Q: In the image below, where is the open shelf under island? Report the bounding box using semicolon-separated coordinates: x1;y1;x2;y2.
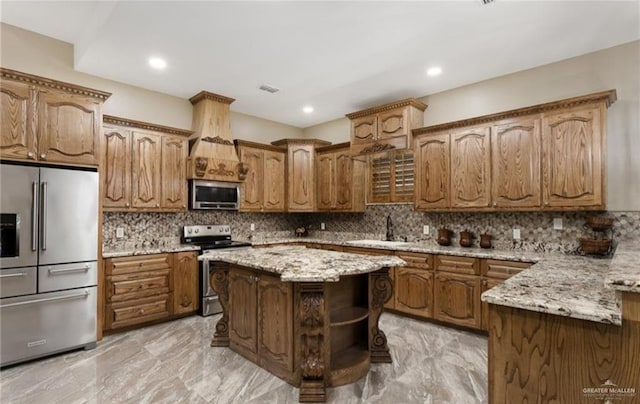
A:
199;245;406;403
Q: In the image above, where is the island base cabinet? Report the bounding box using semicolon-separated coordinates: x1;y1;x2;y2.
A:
228;268;260;361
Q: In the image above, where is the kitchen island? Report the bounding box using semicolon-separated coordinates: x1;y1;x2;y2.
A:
199;245;405;402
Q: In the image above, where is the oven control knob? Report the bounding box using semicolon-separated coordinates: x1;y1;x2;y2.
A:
187;229;192;234
224;226;230;232
195;228;199;234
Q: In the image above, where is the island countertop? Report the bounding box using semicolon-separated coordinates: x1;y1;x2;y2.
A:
199;245;406;282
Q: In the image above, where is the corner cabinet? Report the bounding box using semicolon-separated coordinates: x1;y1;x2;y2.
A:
1;68;110;166
236;140;286;212
413;90;615;212
346;98;427;156
316;142;366;212
102;116;191;212
271;138;331;212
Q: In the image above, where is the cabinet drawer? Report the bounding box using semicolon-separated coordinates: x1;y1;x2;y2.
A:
106;269;171;303
481;259;532;279
106;254;171;276
106;294;171;330
342;247;393;256
396;252;433;270
435;255;479;275
0;267;37;298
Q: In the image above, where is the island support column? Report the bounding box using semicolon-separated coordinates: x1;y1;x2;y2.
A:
369;267;393;363
209;261;230;347
297;283;327;403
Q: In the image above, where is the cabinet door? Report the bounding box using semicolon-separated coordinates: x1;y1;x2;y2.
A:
287;144;315;211
0;80;35;161
434;272;481;329
378;107;408;140
173;251;198;315
103;126;132;209
415;134;450;209
542;106;603;208
161;136;188;210
394;267;433;318
240;147;264;211
492;118;541;208
351;115;377;144
229;268;258;356
37;89;101;166
132;131;162;209
334;150;353;211
451;127;491;208
481;278;502;331
263;150;286;211
258;275;294;374
316;152;334;210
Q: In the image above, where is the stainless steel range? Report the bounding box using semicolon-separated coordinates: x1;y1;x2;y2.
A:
181;225;251;316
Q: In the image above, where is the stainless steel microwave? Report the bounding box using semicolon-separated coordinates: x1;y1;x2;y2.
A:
189;180;240;210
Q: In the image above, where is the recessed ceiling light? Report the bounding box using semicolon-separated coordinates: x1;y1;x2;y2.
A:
303;106;314;114
426;66;442;77
148;57;167;70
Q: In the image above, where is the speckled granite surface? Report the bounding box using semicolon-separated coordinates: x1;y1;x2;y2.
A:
481;254;621;325
199;245;405;282
605;241;640;293
103;242;200;258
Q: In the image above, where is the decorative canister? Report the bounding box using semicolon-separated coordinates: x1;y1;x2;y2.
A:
480;233;492;249
437;228;452;246
459;230;474;247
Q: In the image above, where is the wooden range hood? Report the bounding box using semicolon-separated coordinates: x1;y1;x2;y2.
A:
187;91;247;182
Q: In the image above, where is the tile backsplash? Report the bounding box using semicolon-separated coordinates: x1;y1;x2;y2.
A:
103;207;640;254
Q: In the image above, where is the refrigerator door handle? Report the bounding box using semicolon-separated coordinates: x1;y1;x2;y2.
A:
32;181;38;251
0;290;89;309
48;265;90;274
40;182;47;251
0;272;27;279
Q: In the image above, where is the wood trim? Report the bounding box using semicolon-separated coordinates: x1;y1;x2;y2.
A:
0;67;112;100
103;115;193;137
189;90;235;105
412;90;617;136
346;98;428;119
315;141;351;153
271;138;332;147
622;292;640;322
234;139;287;153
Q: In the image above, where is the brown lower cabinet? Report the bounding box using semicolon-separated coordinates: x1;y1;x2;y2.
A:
434;272;482;329
104;251;199;332
394;267;433;317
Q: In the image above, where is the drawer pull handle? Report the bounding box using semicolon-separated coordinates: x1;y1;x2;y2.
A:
0;290;89;308
0;272;27;278
48;265;90;274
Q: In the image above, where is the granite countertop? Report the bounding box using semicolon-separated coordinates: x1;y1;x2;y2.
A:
102;243;200;258
199;245;405;282
604;240;640;293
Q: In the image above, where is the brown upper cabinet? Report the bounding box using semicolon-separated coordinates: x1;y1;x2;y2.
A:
271;138;330;212
346;98;427;156
413;90;615;211
102;116;191;212
236;140;286;212
316;142;366;212
0;68;110;166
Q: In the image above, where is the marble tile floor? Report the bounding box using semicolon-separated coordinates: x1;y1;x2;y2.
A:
0;313;488;403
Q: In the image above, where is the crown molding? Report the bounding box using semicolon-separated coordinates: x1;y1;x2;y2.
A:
412;90;617;136
271;138;332;147
346;98;428;119
0;67;112;101
103;115;193;137
189;91;235;105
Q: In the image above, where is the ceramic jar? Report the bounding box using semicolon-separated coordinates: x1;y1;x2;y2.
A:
437;228;452;246
480;233;492;249
459;230;473;247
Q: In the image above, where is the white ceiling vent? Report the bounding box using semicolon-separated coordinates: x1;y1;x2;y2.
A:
259;84;280;94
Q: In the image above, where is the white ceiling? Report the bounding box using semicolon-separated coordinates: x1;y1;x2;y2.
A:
1;1;638;128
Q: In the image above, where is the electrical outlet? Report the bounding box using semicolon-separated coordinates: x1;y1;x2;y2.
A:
423;225;430;235
250;223;255;231
512;228;521;240
321;222;326;230
553;218;563;230
116;227;124;239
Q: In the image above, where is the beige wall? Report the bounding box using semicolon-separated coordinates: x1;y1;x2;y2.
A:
302;41;640;211
0;23;302;142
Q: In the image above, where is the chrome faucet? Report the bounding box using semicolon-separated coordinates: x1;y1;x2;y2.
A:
386;215;394;241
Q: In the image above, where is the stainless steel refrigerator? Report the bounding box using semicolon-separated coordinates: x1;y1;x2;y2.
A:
0;162;98;367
